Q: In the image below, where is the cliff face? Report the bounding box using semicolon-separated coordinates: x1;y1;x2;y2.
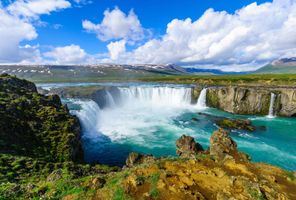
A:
277;88;296;117
42;85;121;109
0;74;83;163
200;86;296;117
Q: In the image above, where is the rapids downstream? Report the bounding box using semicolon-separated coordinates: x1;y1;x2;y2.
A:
39;83;296;170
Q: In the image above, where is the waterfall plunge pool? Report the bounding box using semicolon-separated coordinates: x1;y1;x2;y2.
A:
39;83;296;170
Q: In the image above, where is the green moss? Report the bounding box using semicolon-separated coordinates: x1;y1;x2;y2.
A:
191;88;201;104
216;118;255;131
207;90;220;108
112;188;130;200
284;170;295;181
248;188;266;200
148;172;160;198
0;75;121;199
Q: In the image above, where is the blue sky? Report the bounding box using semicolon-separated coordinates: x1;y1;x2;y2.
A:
35;0;272;53
0;0;296;71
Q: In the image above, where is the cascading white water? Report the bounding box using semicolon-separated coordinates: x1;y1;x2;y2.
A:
196;88;207;109
118;86;192;107
74;100;101;136
267;93;276;118
106;91;116;108
75;86;196;142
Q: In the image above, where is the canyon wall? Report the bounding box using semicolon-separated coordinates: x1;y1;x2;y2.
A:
198;86;296;117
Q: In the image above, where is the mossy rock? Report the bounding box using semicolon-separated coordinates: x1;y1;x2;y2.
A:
216;118;255;132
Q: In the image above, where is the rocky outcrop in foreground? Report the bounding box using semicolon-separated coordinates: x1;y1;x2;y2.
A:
176;135;203;157
0;74;120;199
0;74;83;162
88;129;295;200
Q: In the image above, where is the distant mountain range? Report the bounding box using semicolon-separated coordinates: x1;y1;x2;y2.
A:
184;68;251;75
0;64;190;82
1;58;296;80
254;57;296;74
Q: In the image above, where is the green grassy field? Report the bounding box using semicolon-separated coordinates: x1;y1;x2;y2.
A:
3;69;296;87
138;74;296;86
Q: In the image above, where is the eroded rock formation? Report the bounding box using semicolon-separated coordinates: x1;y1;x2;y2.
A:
176;135;203;157
192;86;296;117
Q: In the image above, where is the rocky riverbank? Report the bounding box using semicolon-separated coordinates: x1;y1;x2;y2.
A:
38;129;295;200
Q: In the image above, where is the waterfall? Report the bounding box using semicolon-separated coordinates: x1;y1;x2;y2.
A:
267;93;276;118
73;100;101;135
196;88;207;109
117;86;192;107
106;91;116;108
73;86;195;142
70;85;207;165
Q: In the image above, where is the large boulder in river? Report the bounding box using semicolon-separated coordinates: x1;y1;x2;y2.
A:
216;118;255;132
210;129;238;160
176;135;204;157
210;129;250;161
125;152;156;167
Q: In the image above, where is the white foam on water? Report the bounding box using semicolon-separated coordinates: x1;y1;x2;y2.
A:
236;139;296;161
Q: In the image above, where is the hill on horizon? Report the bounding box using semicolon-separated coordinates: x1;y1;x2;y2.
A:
254;58;296;74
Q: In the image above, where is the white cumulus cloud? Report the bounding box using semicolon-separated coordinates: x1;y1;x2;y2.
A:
44;45;88;64
0;7;38;63
7;0;71;19
108;0;296;71
82;7;144;42
0;0;71;63
107;40;126;60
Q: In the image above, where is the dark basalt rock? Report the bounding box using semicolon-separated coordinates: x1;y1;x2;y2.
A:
0;73;37;93
176;135;204;157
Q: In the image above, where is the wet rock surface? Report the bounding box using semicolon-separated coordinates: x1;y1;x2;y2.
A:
176;135;204;157
216;118;255;132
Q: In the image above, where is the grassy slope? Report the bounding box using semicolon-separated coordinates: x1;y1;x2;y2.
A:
255;64;296;74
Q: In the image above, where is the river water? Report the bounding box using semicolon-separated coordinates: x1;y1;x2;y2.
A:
39;82;296;170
